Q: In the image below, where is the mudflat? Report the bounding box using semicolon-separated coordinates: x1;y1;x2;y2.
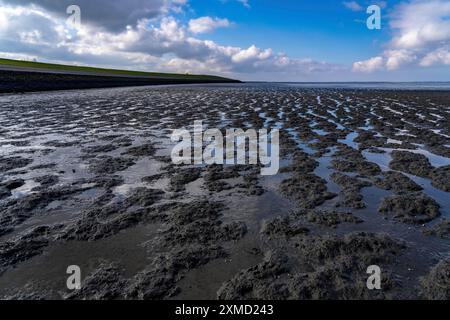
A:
0;84;449;299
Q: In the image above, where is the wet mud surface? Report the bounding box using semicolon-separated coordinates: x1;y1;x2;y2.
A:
0;84;449;299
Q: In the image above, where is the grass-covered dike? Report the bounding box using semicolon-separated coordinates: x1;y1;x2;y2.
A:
0;58;240;93
0;58;236;81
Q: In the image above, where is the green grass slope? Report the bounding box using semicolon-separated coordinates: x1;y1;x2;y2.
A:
0;58;237;81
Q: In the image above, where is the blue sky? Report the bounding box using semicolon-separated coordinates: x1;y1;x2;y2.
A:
186;0;389;63
0;0;449;81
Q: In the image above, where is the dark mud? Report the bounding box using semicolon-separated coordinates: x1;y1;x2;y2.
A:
330;172;371;209
0;226;60;275
423;219;450;239
373;171;423;194
0;85;449;300
89;156;136;175
379;193;441;224
390;151;434;178
297;209;364;228
0;156;33;172
421;260;450;300
430;165;450;192
218;232;405;300
280;173;336;209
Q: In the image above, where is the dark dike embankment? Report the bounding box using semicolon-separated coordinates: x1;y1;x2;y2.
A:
0;70;241;93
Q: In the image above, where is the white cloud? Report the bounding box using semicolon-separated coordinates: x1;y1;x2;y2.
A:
188;16;231;34
352;56;384;73
352;0;450;72
343;1;363;12
420;47;450;66
385;49;416;70
231;45;272;63
0;10;8;30
0;0;188;31
390;1;450;50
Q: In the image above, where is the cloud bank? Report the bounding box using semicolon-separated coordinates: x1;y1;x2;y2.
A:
188;17;231;34
0;0;342;80
353;0;450;73
0;0;447;80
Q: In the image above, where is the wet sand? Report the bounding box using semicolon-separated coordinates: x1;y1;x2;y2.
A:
0;84;449;299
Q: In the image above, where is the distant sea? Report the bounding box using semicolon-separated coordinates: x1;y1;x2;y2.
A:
280;82;450;90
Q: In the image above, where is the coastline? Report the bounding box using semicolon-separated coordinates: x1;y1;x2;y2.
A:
0;69;241;93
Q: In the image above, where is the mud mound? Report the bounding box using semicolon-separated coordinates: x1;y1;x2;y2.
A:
81;144;118;157
164;220;247;246
88;144;119;153
218;232;404;300
0;226;59;275
423;219;450;239
354;131;387;149
331;159;381;177
61;209;161;241
32;175;59;191
299;209;363;228
389;151;433;178
128;245;227;300
122;144;156;157
331;173;372;209
89;156;135;175
169;167;202;192
430;165;450;192
0;156;32;173
65;262;127;300
280;173;336;209
160;200;247;247
204;165;241;193
0;185;88;236
262;216;310;239
280;151;318;174
379;193;440;224
373;171;422;194
90;175;124;189
421;260;450;300
0;187;10;200
1;179;25;190
124;188;165;208
61;189;165;241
